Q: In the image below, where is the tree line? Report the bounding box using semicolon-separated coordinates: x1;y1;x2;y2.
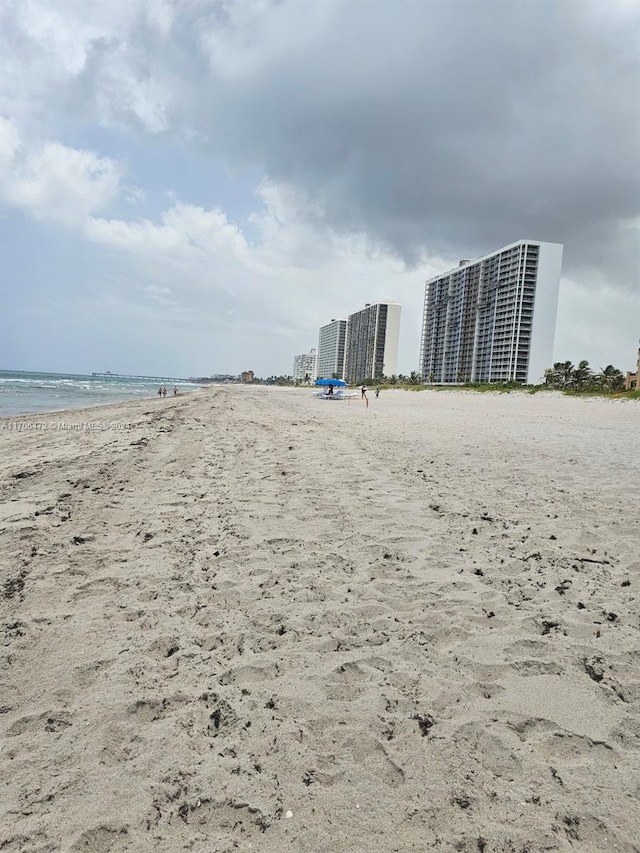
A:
250;361;628;393
254;371;424;386
543;360;625;392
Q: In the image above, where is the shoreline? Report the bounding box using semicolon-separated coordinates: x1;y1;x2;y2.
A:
1;386;638;852
1;382;636;423
0;368;207;420
0;387;204;422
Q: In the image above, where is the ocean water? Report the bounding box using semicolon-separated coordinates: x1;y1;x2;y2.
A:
0;370;202;417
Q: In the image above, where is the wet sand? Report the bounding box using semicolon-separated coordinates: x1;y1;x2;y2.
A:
1;387;639;852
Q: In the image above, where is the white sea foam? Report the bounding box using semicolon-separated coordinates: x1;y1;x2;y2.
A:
0;370;201;417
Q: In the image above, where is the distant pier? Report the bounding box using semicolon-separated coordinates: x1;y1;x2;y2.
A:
91;372;238;384
92;372;191;382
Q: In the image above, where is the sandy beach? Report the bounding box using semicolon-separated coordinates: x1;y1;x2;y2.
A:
1;386;638;853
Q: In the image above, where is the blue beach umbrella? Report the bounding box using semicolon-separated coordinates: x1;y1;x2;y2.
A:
315;378;347;387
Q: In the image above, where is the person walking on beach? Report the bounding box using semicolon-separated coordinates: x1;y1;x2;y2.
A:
375;387;380;398
173;386;178;396
361;384;367;399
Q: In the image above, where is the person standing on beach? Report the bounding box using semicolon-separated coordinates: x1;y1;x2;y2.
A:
375;387;380;398
162;387;167;397
361;384;367;399
173;386;178;396
157;387;163;397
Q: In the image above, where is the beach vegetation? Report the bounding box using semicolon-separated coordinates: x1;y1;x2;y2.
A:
451;381;527;393
544;360;626;393
249;361;636;398
260;375;297;385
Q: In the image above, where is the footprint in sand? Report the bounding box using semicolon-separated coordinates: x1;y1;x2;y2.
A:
7;710;73;736
218;662;278;686
98;724;142;766
125;693;190;723
350;736;405;787
145;796;270;837
70;576;122;602
323;661;375;702
145;636;181;660
71;825;129;852
537;726;619;766
72;659;115;689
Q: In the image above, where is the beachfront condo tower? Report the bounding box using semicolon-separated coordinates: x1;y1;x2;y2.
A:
420;240;563;385
292;349;317;381
317;319;347;380
344;302;402;384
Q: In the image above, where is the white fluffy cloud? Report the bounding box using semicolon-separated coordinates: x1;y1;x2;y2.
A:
0;117;121;226
83;178;430;343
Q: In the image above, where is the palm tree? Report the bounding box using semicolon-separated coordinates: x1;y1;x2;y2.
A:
561;361;575;388
544;364;560;386
599;365;624;391
573;360;592;389
544;360;624;393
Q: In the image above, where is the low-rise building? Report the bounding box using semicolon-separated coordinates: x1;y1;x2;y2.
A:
292;349;317;382
625;346;639;390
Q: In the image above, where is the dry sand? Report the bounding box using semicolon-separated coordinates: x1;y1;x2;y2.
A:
1;386;639;853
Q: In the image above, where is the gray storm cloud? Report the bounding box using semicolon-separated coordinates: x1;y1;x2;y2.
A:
13;0;640;288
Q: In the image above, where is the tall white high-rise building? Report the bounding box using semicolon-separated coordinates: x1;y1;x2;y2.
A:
292;348;317;381
317;319;347;379
344;302;401;384
420;240;563;385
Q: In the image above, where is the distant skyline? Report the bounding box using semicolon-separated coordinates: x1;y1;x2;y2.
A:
1;0;638;377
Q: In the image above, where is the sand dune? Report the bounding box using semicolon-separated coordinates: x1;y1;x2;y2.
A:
1;387;639;852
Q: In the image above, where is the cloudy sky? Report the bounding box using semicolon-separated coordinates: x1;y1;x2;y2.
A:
1;0;638;379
